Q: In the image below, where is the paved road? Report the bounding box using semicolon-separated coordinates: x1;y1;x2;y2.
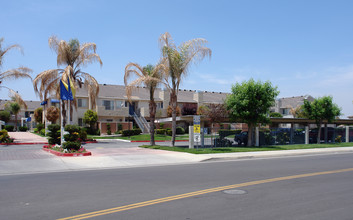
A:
1;152;353;220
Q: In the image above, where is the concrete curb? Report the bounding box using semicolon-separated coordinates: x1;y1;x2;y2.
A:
201;146;353;161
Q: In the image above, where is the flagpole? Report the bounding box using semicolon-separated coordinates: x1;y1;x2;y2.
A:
68;100;71;125
60;99;63;146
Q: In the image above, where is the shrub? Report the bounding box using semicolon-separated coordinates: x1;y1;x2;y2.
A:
19;126;28;132
64;125;80;133
5;125;14;132
159;123;165;129
133;128;142;135
79;130;87;142
63;124;81;151
156;129;166;135
40;129;46;136
36;123;45;132
335;135;342;143
107;123;111;135
62;141;81;151
122;128;142;136
0;129;13;143
34;128;38;133
0;110;10;123
117;123;123;131
166;129;172;136
47;124;61;145
176;127;185;135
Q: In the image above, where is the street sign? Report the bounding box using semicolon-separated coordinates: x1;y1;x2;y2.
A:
193;115;200;125
194;134;201;142
194;124;201;134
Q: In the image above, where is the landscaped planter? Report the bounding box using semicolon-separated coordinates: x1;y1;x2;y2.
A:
43;145;92;157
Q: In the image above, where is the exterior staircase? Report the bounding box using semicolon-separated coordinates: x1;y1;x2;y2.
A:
132;112;150;133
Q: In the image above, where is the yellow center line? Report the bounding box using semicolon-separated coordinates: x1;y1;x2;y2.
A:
58;167;353;220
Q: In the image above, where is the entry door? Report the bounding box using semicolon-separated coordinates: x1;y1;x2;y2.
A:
129;102;136;115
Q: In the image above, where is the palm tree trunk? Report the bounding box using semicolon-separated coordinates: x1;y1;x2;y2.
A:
171;92;177;146
15;114;18;131
149;90;156;146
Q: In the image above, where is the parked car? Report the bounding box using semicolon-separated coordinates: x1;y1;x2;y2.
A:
234;131;248;146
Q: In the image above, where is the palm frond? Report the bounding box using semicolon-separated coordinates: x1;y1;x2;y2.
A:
0;86;28;109
33;69;61;99
80;72;99;108
0;39;23;67
0;67;32;82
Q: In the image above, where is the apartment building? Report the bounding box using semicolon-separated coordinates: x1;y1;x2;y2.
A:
270;95;315;118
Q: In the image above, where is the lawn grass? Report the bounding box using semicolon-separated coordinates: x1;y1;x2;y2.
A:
140;142;353;154
87;134;189;141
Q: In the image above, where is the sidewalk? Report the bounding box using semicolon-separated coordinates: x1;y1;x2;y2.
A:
8;132;48;144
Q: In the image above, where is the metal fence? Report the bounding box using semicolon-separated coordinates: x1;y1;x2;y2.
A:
194;126;353;148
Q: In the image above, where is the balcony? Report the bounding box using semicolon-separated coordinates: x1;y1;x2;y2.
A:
96;106;129;117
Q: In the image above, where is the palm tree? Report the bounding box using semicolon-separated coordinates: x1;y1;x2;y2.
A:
33;36;102;124
159;32;211;146
0;38;32;104
5;96;28;131
124;61;166;146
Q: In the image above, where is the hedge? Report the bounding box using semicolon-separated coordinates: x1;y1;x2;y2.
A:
122;128;142;136
156;129;166;135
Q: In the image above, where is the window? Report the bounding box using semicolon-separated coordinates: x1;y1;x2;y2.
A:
282;108;290;115
25;111;34;118
157;102;163;109
107;119;113;122
116;100;124;109
78;118;83;126
78;99;87;108
103;100;114;110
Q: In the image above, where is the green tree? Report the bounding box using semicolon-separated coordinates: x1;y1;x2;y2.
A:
226;79;279;146
124;62;166;146
159;32;211;146
0;110;10;123
34;107;43;123
83;109;98;130
303;96;341;144
33;36;102;124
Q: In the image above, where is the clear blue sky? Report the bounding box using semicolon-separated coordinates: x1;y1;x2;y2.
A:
2;0;353;117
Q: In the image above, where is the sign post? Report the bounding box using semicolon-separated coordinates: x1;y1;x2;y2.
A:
193;116;201;148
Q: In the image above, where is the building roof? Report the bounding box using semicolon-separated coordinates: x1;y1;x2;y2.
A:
278;95;314;109
76;84;163;102
0;100;41;111
76;84;229;104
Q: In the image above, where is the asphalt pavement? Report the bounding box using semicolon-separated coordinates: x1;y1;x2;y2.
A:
1;131;353;176
2;153;353;220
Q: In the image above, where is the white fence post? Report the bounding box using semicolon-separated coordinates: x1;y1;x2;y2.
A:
346;126;349;143
305;126;309;144
189;126;194;149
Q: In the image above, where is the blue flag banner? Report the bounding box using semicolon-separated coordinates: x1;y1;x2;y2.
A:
60;79;73;100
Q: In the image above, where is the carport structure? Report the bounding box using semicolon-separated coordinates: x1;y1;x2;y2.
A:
268;118;353;145
157;116;353;147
